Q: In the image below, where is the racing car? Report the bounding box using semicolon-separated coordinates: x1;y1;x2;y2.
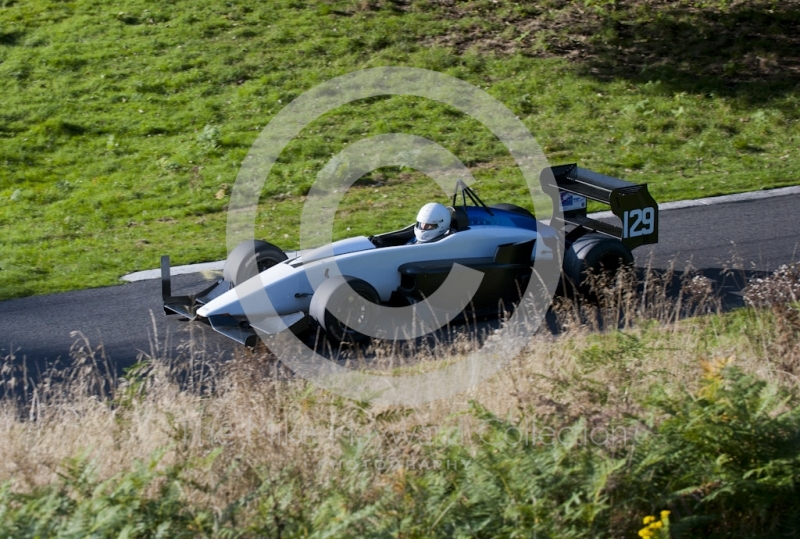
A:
160;164;658;346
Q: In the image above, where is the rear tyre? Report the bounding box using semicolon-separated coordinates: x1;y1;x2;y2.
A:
309;276;380;343
563;233;633;297
223;240;288;286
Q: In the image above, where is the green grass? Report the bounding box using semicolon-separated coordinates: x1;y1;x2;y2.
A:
2;0;799;299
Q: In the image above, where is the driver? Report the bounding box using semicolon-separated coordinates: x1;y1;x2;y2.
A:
413;202;451;243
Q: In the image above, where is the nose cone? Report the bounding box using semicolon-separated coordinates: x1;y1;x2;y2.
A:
197;261;310;319
196;273;277;318
196;293;243;318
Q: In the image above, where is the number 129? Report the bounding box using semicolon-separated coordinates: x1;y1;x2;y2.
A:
623;207;655;238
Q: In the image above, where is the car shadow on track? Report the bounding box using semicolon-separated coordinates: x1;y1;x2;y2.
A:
0;264;777;404
281;264;772;369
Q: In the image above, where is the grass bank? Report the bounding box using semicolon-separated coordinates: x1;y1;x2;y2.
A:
1;0;799;299
2;265;800;537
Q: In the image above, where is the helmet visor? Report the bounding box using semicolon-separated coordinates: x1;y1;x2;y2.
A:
417;222;438;231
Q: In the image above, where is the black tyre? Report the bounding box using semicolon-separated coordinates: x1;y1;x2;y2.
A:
223;240;288;286
309;276;380;343
563;233;633;296
490;203;535;219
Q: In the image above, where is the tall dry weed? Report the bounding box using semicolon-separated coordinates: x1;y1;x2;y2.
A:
743;262;800;377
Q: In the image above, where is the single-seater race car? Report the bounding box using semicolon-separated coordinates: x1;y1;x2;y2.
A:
161;164;658;346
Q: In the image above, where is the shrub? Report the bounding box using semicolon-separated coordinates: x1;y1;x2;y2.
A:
0;452;225;538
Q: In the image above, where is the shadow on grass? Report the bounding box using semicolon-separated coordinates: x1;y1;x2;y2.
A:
575;1;800;104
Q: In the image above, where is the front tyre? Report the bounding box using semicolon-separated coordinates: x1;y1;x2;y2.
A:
223;240;288;286
309;276;380;343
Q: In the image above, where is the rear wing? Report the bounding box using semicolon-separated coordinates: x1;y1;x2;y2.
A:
542;163;658;250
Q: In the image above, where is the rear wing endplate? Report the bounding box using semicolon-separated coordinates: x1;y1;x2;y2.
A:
542;163;658;250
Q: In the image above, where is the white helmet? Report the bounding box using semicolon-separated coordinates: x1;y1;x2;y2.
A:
414;202;451;243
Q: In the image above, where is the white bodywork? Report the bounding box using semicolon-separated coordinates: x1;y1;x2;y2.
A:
196;224;551;321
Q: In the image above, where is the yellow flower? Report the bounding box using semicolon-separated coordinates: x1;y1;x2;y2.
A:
653;521;663;529
643;515;656;524
638;529;653;538
660;510;671;519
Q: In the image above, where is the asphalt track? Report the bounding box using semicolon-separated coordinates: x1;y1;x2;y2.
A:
2;191;800;371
